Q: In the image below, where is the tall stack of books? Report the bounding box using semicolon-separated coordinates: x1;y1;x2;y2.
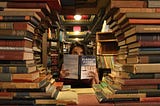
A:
94;0;160;105
0;1;60;105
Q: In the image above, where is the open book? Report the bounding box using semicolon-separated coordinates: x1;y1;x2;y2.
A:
63;54;97;79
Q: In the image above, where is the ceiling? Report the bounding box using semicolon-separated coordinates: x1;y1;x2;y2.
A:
54;0;109;42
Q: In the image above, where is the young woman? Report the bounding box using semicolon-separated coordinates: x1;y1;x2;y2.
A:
59;42;99;88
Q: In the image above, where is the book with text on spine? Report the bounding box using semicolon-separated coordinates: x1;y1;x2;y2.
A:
63;54;97;79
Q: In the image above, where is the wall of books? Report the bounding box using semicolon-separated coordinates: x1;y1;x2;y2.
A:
0;1;62;105
93;0;160;105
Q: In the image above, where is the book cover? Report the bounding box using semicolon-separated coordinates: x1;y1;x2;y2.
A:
63;54;97;79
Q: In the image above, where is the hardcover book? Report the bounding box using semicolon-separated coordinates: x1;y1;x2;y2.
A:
63;54;97;79
124;25;160;38
0;38;33;48
122;63;160;74
127;55;160;64
0;64;36;73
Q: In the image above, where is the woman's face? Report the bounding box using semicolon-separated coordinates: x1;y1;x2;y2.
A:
71;46;84;55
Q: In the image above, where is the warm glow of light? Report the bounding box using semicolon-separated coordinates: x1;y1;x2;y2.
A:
74;15;82;20
75;38;80;41
73;26;81;32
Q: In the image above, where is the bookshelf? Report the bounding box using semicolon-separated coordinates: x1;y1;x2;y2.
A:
47;28;63;78
96;31;119;80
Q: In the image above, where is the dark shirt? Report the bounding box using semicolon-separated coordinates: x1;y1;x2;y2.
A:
59;78;92;88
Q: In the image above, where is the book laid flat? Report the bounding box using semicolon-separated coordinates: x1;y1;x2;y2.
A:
0;22;35;32
0;50;34;60
126;33;160;45
115;78;160;85
113;7;157;20
128;41;160;49
126;55;160;64
110;71;160;79
0;11;41;22
0;47;33;52
0;38;33;48
0;75;48;89
63;54;97;79
0;70;39;82
128;48;160;55
122;63;160;74
0;60;35;64
110;83;158;90
101;87;146;99
0;2;51;15
110;0;147;8
2;8;46;19
0;16;39;27
118;12;160;25
148;0;160;8
56;90;78;105
0;30;34;39
124;25;160;38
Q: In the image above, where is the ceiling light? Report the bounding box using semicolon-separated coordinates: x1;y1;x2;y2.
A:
74;15;82;20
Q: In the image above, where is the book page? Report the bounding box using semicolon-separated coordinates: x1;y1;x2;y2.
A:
63;54;79;79
80;55;97;79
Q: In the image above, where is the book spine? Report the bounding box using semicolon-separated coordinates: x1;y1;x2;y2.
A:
140;97;160;102
0;39;33;48
0;66;28;73
0;73;12;81
0;99;35;105
0;16;39;27
13;22;35;33
0;51;33;60
0;29;33;38
0;22;13;29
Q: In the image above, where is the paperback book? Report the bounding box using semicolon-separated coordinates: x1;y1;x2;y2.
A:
63;54;97;79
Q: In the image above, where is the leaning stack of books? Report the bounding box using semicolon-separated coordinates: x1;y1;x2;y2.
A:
94;0;160;105
0;1;60;105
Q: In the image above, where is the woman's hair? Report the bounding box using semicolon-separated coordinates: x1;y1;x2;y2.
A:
69;41;87;55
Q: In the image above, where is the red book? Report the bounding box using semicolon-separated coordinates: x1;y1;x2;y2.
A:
140;97;160;102
0;38;33;48
0;51;33;60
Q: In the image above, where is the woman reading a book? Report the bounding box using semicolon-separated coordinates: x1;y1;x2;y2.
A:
59;42;99;88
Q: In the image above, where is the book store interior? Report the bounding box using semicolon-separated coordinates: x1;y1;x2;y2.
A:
1;0;160;105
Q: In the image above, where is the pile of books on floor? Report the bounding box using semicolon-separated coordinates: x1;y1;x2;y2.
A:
94;0;160;105
0;1;61;105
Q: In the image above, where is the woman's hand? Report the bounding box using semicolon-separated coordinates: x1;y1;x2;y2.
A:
60;64;70;78
88;70;99;84
60;69;70;78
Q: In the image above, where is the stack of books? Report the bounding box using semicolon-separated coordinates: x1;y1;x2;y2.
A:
0;1;60;105
94;0;160;105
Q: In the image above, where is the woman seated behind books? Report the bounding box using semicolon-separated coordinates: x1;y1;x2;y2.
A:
59;41;99;88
